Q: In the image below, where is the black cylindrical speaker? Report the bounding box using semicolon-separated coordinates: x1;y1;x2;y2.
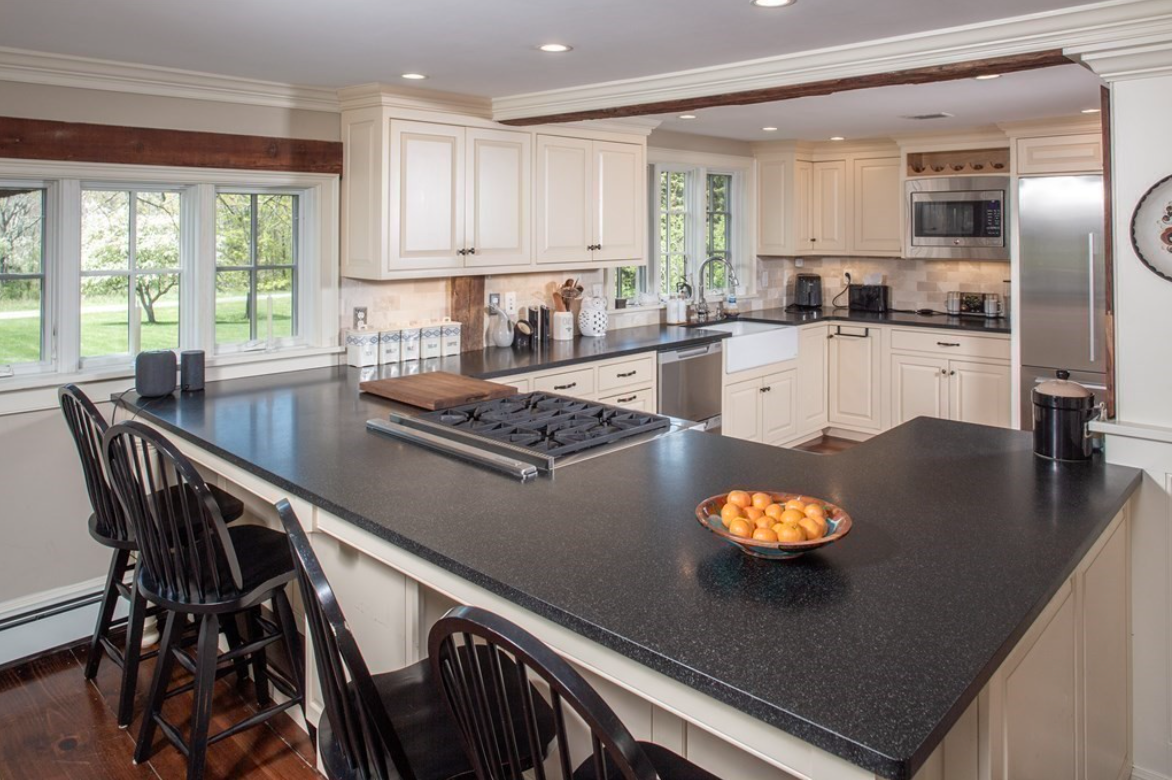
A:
180;350;205;392
134;350;176;398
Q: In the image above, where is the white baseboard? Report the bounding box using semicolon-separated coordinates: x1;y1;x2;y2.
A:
0;576;116;667
1133;766;1172;780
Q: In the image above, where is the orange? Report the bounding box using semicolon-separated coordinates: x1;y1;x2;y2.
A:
764;504;785;520
772;522;789;537
780;508;806;525
752;527;779;542
720;503;743;526
804;504;826;520
751;492;772;510
727;490;752;509
776;524;806;543
754;515;773;529
784;499;807;513
799;517;825;540
745;506;765;522
728;518;754;538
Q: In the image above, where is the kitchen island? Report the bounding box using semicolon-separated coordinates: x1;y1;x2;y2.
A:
117;366;1138;780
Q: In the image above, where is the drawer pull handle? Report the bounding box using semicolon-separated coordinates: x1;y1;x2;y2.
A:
554;382;577;390
833;326;869;338
616;395;637;403
616;370;637;378
937;341;961;347
759;386;772;393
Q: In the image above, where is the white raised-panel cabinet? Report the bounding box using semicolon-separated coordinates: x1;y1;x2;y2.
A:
891;353;948;425
1016;134;1103;175
389;120;465;272
463;128;531;269
593;141;643;263
828;326;882;431
535;135;593;265
795;160;814;252
761;370;798;445
851;157;901;254
598;388;654;412
812;160;848;253
797;324;829;436
724;377;763;442
757;157;790;255
949;360;1011;427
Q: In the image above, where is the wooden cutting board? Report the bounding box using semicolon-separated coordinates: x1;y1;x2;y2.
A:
359;372;517;410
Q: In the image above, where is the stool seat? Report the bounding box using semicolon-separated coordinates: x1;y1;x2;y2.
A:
87;484;245;549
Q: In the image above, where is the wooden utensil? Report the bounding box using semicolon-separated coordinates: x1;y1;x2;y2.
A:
359;372;517;410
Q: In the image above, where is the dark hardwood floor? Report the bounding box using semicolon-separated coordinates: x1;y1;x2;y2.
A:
793;435;861;455
0;639;321;780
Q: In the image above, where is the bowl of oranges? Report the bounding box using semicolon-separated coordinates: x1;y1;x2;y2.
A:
696;490;852;559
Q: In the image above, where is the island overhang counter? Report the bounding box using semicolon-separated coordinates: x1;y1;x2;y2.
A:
115;365;1141;780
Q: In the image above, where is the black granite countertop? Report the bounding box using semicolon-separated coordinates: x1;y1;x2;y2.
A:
116;367;1138;779
742;307;1012;334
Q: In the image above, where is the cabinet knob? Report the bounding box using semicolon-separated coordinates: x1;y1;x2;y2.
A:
456;248;467;256
468;247;476;255
950;370;956;376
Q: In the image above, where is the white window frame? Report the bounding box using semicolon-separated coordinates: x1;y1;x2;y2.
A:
0;179;56;377
0;159;339;410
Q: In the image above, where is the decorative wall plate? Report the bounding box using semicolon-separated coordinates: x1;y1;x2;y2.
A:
1131;173;1172;282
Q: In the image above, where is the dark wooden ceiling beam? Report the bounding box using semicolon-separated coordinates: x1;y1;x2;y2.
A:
0;116;343;175
499;49;1073;127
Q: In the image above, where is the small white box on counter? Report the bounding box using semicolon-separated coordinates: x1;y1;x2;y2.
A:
441;319;462;356
420;323;443;360
345;330;380;367
400;327;421;361
379;328;401;364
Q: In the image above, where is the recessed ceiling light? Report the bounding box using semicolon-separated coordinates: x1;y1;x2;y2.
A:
830;136;845;141
751;0;796;6
401;73;428;80
1081;108;1102;114
538;43;573;53
678;114;698;120
763;127;778;132
974;74;1002;80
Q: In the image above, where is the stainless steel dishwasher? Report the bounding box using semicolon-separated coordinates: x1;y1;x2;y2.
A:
658;341;723;430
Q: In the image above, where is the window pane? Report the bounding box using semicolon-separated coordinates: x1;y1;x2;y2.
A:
215;270;252;344
0;189;44;275
256;195;296;266
668;214;686;254
257;268;294;340
82;191;129;272
0;278;42;364
668;173;687;210
708;174;731;213
81;275;129;357
135;192;181;270
216;193;252;267
709;213;729;252
614;266;639;301
135;273;180;351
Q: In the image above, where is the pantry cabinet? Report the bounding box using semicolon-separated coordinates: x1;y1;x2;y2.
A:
828;325;883;432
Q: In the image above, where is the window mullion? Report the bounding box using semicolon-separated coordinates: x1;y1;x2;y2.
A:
127;191;139;355
183;184;211;352
54;180;81;373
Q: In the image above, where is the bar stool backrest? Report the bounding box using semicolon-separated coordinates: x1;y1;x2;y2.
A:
58;384;131;543
428;606;660;780
102;420;243;604
276;499;415;780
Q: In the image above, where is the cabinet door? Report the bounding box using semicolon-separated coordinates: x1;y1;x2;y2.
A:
757;157;791;255
852;157;901;254
1082;523;1129;780
828;328;882;431
723;377;762;442
797;325;829;436
463;128;531;268
593;141;643;262
388;120;465;272
812;160;847;252
761;370;797;445
795;160;814;253
891;353;948;425
535;135;593;265
949;360;1011;428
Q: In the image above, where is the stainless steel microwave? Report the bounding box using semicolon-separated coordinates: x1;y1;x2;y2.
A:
905;176;1010;260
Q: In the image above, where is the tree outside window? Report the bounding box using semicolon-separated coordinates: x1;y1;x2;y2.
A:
0;188;46;366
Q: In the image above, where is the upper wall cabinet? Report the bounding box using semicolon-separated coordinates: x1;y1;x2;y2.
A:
389;120;466;272
535;135;644;267
1015;134;1104;176
463;128;532;269
851;157;902;254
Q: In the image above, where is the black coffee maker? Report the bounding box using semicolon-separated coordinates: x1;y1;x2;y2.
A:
794;274;823;309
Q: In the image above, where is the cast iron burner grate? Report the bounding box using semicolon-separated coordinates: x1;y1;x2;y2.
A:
418;392;671;459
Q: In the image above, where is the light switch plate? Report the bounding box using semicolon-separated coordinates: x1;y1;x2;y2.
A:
503;291;517;316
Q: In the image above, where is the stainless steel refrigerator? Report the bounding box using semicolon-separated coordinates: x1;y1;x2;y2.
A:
1019;175;1107;429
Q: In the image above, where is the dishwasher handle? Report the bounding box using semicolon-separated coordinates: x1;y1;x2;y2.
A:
658;342;723;364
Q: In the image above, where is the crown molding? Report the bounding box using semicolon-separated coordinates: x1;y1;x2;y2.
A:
491;0;1172;123
0;46;340;113
336;82;492;117
1067;24;1172;81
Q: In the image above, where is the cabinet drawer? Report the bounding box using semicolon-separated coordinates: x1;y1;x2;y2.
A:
533;367;596;397
598;387;654;413
597;356;655;393
890;329;1009;361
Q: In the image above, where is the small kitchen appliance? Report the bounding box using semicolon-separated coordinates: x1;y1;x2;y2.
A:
1031;370;1104;461
946;292;1002;317
906;176;1010;260
794;274;823;309
848;284;891;313
179;350;204;392
134;350;177;398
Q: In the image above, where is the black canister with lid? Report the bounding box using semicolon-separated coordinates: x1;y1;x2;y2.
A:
1032;370;1102;461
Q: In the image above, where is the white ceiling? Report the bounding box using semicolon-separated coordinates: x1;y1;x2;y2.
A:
0;0;1100;97
649;64;1105;142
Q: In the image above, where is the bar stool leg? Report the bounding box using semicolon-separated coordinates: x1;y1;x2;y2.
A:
116;583;147;728
134;609;180;764
85;548;130;680
187;612;221;780
272;588;305;716
220;614;251;691
244;608;271;707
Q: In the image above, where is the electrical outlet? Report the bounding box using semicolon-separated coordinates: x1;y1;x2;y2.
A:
488;293;501;308
352;307;368;330
795;258;804;267
503;291;517;316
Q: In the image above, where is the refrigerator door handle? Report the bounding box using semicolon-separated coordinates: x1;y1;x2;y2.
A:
1088;232;1096;363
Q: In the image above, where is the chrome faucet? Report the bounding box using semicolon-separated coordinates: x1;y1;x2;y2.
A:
694;257;740;323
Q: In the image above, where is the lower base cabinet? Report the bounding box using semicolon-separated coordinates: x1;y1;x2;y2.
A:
891;353;1011;428
724;370;797;445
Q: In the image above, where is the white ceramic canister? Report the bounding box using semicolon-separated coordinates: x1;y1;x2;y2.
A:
441;319;462;356
379;328;401;364
552;311;574;341
400;327;421;362
345;329;380;367
578;297;609;337
420;323;443;360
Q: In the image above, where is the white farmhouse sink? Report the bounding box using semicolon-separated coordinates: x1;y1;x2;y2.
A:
701;321;798;373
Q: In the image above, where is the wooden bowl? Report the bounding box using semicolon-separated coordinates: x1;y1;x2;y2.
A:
695;491;853;559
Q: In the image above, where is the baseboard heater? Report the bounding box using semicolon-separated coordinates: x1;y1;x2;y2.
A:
0;589;104;634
